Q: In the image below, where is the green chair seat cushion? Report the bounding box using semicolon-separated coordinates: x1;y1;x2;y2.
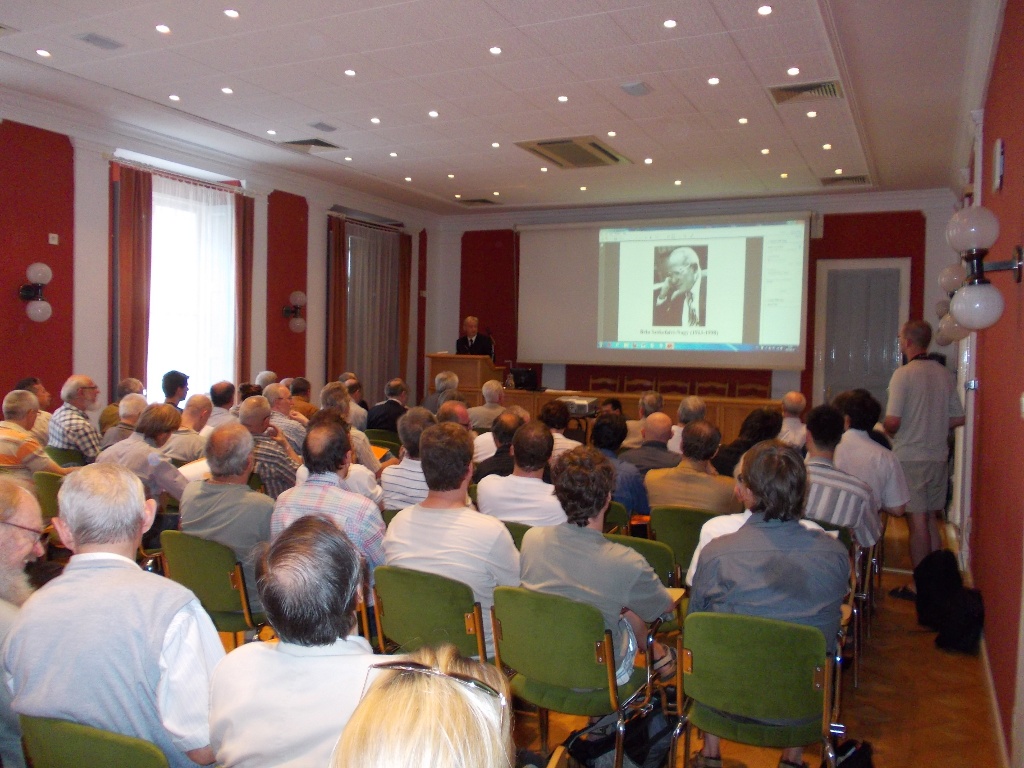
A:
510;665;647;716
688;702;821;749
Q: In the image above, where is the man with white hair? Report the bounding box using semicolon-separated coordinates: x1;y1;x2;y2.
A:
162;394;213;464
668;395;707;454
653;246;704;327
264;384;307;454
3;464;224;767
101;393;149;449
0;390;73;488
620;390;663;451
421;370;458;414
98;378;145;435
0;479;47;768
467;380;505;430
778;391;808;448
48;375;102;463
239;396;301;499
254;371;278;389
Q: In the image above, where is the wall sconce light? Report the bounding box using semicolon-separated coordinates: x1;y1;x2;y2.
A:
283;290;307;333
941;205;1022;332
18;262;53;323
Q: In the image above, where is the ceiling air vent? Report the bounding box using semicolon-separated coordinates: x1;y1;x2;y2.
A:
308;121;338;133
516;135;631;169
75;33;125;50
820;174;870;187
459;198;499;206
282;138;341;153
769;80;844;105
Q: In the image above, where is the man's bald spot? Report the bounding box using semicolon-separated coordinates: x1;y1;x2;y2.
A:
644;412;673;442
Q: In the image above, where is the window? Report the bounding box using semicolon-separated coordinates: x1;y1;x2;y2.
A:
147;175;236;398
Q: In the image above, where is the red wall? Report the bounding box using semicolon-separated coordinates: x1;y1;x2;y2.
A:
266;190;309;378
460;230;520;367
973;0;1024;747
0;121;75;398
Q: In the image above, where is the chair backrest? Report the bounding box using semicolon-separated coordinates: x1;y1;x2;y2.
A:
20;715;169;768
604;533;676;587
373;565;486;660
492;586;615;693
734;382;771;399
33;471;63;522
382;508;401;527
694;381;729;397
247;472;265;494
649;506;720;573
503;520;532;550
683;613;826;723
468;483;478;505
813;520;855;551
44;446;84;467
160;530;255;633
604;500;629;533
364;429;400;446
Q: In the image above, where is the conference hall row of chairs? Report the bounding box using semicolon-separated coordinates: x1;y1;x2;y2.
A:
586;377;771;399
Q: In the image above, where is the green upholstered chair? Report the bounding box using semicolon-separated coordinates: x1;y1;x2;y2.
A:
604;500;630;534
367;437;401;454
33;471;64;550
813;521;865;687
468;483;478;506
44;446;84;467
381;508;402;527
20;715;169;768
247;472;265;494
491;586;656;766
649;505;721;581
373;565;487;661
503;520;532;550
680;613;841;768
160;530;264;647
605;533;683;632
364;428;400;446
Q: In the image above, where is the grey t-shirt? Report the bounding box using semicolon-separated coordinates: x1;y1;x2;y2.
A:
886;358;963;463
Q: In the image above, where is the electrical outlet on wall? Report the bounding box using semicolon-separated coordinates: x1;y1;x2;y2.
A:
48;233;59;245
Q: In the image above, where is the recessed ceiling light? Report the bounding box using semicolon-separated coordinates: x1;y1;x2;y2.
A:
36;49;51;58
835;168;843;174
557;95;568;103
344;157;352;161
493;191;500;196
758;5;772;15
787;67;800;76
428;110;439;117
221;87;233;94
580;186;587;191
447;174;455;178
491;142;500;148
663;19;677;28
224;9;239;18
761;148;770;155
489;46;501;55
738;117;748;124
155;24;170;34
780;172;788;179
267;129;276;135
389;152;397;157
674;180;682;186
344;69;356;77
371;117;381;124
823;143;832;150
455;194;462;199
540;167;548;172
169;94;180;101
405;177;412;182
644;158;653;165
708;77;720;85
806;111;817;118
607;131;616;137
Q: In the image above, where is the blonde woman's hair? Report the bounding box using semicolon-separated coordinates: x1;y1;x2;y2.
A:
332;644;513;768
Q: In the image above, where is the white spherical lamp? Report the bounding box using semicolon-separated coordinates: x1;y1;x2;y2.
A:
938;312;970;342
288;316;307;334
950;283;1005;330
26;263;53;285
934;298;950;319
938;264;967;293
25;300;53;323
946;205;999;253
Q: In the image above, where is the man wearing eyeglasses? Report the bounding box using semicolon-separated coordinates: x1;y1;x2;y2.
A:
0;390;75;490
47;375;102;463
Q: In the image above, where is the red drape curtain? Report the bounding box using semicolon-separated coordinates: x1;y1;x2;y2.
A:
398;232;412;378
108;163;153;388
326;216;348;380
234;194;255;384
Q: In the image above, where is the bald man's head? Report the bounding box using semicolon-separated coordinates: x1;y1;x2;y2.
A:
643;412;673;443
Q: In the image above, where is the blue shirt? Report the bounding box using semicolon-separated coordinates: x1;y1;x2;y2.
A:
598;448;650;516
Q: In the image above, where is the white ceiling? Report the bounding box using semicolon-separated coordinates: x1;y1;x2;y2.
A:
0;0;1003;215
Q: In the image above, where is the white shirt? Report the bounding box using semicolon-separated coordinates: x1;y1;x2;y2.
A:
476;474;567;527
778;416;807;448
473;432;497;464
834;429;910;512
550;432;582;464
380;457;429;510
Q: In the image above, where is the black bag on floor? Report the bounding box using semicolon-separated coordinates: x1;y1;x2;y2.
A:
564;699;674;768
914;549;962;630
936;586;984;654
822;739;874;768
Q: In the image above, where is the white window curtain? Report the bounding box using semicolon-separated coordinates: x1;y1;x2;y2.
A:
346;221;402;405
147;175;237;398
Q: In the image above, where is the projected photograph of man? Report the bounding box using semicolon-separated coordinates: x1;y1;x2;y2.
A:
652;245;707;327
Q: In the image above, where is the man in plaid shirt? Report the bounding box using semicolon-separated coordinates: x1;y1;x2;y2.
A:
270;418;385;586
47;375;102;463
239;396;300;500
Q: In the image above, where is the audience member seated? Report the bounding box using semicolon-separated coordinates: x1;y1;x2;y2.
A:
290;376;319;419
421;370;458;414
520;446;676;685
264;383;308;454
778;391;808;448
620;390;663;450
272;419;386;592
538;400;581;464
0;479;46;768
203;381;238;437
645;420;741;513
599;397;624;416
688;440;849;768
437;399;474;433
710;406;783;477
381;407;436;509
3;464;223;767
239;396;300;499
344;378;369;431
366;378;409;434
98;378;144;435
295;411;384;508
473;404;529;465
472;411;525;483
254;370;278;388
476;421;566;526
100;393;148;449
340;372;370;412
179;422;273;612
48;375;102;463
13;378;51;447
96;404;189;501
619;412;680;477
0;390;74;487
383;423;519;657
332;644;511;768
162;370;189;410
319;383;388;476
162;394;212;464
667;395;707;454
590;412;649;516
467;380;505;430
209;516;382;768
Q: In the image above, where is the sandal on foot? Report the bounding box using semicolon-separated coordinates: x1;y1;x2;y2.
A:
690;753;723;768
651;645;677;681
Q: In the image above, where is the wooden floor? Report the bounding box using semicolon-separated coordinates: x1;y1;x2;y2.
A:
518;517;1006;768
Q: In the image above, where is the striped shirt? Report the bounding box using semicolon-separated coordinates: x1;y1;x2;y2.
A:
271;473;386;584
0;421;61;485
252;435;299;499
380;457;429;510
48;403;101;462
804;457;881;547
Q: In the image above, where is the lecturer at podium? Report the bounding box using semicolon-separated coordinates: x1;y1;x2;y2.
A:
456;315;495;360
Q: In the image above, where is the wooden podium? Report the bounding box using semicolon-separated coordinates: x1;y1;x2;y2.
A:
426;354;505;392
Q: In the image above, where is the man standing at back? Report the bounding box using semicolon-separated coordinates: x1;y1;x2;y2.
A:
3;464;223;767
883;320;965;579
